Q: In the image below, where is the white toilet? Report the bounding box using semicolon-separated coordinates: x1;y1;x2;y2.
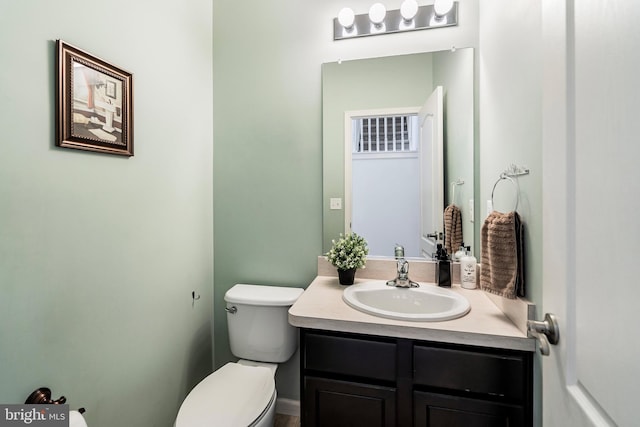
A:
174;284;304;427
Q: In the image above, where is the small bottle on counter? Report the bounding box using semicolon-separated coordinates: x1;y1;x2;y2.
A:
460;246;477;289
436;244;451;287
453;243;467;262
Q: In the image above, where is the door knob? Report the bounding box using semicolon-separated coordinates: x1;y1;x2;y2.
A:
527;313;559;356
427;232;443;240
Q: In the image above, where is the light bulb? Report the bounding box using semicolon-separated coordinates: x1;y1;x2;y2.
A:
369;3;387;25
400;0;419;21
337;7;355;29
433;0;454;17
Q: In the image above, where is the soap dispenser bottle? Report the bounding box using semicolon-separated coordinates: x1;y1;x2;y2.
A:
453;243;467;262
460;246;477;290
436;244;451;287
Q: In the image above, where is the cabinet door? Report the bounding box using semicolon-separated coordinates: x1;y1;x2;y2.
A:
414;391;526;427
305;377;396;427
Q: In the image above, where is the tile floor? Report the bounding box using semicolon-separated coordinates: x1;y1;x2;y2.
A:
274;413;300;427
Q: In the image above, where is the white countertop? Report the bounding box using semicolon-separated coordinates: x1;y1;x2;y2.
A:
289;275;536;352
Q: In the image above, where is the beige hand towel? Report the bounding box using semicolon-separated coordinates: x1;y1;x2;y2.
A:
480;211;524;299
443;204;463;255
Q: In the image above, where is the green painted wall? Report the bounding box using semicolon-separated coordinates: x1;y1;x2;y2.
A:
479;3;542;427
0;2;213;426
479;2;542;308
212;0;323;399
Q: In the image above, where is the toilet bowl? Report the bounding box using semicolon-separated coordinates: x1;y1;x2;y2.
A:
174;284;304;426
174;362;276;427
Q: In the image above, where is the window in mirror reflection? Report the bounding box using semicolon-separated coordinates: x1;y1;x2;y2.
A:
353;115;418;153
351;112;422;257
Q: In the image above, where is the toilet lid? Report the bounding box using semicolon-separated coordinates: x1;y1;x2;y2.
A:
175;362;275;427
225;284;304;306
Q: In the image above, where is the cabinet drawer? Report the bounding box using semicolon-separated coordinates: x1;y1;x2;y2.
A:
304;332;396;381
414;345;526;400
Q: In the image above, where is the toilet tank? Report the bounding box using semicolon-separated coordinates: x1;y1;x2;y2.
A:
224;284;304;363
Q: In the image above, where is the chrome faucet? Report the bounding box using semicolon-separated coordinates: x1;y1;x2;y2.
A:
386;245;419;288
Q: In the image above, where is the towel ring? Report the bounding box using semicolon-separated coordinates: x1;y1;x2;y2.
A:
491;173;519;212
451;179;464;206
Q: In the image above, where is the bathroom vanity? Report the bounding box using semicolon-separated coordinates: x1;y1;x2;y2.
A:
300;329;532;426
289;261;535;427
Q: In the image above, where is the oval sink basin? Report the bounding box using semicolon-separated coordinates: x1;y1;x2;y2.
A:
343;280;470;322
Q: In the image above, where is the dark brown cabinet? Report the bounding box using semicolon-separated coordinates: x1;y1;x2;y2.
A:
305;377;396;427
414;391;525;426
300;329;533;427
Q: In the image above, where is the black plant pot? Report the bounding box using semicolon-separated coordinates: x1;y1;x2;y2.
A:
337;268;357;286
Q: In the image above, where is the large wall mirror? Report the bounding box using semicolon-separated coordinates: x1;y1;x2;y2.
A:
322;48;475;259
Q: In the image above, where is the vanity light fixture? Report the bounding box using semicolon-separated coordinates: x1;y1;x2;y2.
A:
369;3;387;32
338;7;356;33
399;0;419;30
400;0;419;22
433;0;454;17
334;0;458;40
431;0;454;25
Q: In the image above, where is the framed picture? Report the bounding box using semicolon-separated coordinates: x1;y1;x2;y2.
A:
56;40;133;156
105;80;117;99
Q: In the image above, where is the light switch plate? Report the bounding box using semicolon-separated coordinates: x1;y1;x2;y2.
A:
330;198;342;210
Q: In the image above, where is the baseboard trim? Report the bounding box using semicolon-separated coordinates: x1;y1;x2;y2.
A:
275;398;300;417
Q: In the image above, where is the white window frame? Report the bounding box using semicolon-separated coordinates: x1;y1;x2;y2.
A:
344;107;421;234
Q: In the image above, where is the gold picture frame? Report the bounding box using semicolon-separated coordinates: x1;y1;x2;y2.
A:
56;40;133;156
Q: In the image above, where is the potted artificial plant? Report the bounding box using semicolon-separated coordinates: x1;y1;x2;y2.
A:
326;232;369;285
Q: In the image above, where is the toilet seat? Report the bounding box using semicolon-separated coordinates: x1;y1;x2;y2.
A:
175;362;275;427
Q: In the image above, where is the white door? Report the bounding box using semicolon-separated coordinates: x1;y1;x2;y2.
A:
542;1;640;425
419;86;444;258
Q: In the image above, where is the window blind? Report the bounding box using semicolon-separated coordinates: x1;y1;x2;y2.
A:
354;115;417;153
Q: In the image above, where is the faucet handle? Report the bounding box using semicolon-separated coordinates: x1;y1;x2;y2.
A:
394;244;405;259
398;259;409;277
